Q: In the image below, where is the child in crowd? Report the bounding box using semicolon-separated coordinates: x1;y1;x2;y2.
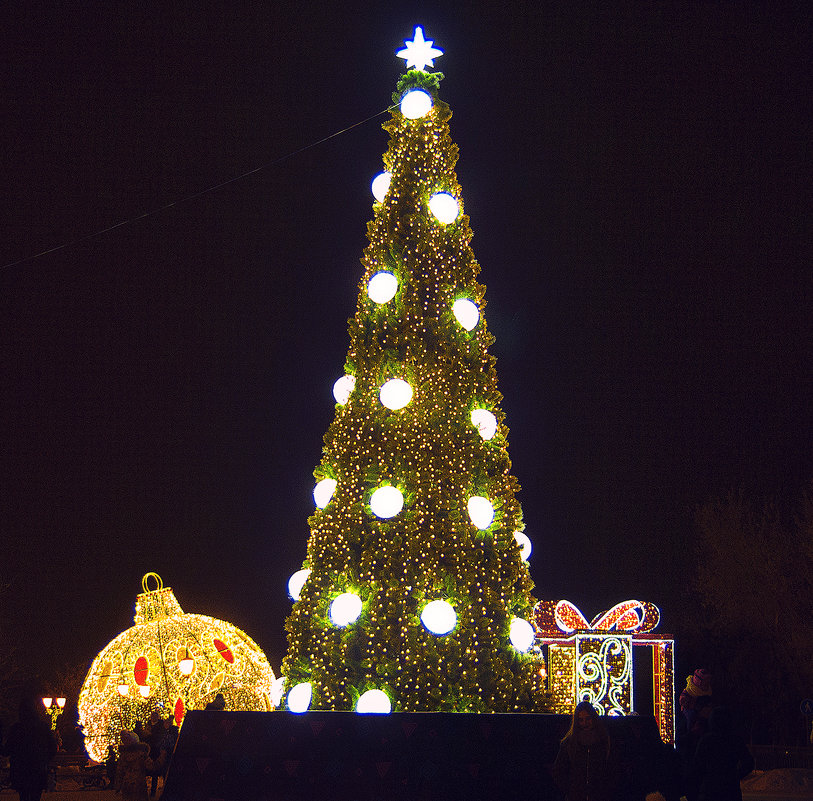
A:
114;730;151;801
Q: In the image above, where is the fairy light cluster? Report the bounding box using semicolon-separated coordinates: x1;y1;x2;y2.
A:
78;573;276;761
280;28;544;714
534;599;675;743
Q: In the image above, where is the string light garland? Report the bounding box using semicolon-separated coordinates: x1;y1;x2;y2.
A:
3;108;397;274
78;573;276;761
281;28;545;714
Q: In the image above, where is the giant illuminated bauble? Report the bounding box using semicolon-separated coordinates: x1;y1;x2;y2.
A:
367;271;398;304
453;298;480;331
509;617;535;653
313;478;337;509
379;378;412;410
470;408;497;440
332;374;356;405
288;568;311;601
370;485;403;518
329;592;362;627
429;192;459;223
513;532;532;561
420;600;457;635
287;681;312;714
78;574;276;762
467;496;494;529
356;689;392;714
400;89;432;119
371;172;392;203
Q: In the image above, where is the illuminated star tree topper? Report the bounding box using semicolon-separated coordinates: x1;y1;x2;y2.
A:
396;25;443;72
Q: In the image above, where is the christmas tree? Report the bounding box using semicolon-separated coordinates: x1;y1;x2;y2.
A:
281;28;546;713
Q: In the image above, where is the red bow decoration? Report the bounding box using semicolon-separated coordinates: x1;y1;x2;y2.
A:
534;599;660;636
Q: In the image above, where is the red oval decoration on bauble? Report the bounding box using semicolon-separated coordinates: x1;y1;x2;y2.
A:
213;639;234;663
174;697;184;726
133;656;149;686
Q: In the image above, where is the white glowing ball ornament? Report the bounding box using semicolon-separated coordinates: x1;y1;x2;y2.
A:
367;271;398;304
453;298;480;331
329;592;362;627
356;689;392;714
313;478;337;509
287;681;313;713
467;496;495;529
371;172;392;203
379;378;413;410
429;192;459;224
270;677;285;707
471;408;497;440
370;486;404;519
509;617;535;653
420;600;457;635
333;374;356;405
513;532;532;561
400;90;432;120
288;569;311;601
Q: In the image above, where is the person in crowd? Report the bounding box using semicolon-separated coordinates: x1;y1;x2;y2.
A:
553;701;620;801
676;694;714;798
114;730;151;801
104;744;118;787
689;706;754;801
2;696;57;801
618;714;681;801
147;715;179;796
678;669;712;737
156;715;178;792
204;693;226;711
145;711;165;797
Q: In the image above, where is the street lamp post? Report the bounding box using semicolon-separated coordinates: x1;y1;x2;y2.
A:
42;696;66;730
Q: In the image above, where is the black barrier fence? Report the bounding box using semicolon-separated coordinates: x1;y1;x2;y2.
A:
162;710;650;801
750;745;813;771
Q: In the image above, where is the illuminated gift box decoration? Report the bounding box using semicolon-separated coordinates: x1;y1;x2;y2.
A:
533;599;675;743
78;573;277;762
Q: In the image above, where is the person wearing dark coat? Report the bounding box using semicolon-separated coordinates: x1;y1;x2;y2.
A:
619;715;681;801
115;730;151;801
145;711;165;797
204;692;226;710
3;697;57;801
553;701;621;801
689;707;754;801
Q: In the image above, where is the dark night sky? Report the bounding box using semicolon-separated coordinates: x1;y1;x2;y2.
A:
2;3;811;682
